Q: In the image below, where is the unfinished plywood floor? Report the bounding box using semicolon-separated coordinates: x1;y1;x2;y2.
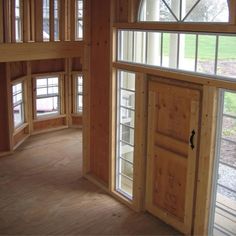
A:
0;128;180;235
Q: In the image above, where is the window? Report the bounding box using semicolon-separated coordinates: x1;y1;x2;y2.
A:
76;75;83;113
12;82;24;128
116;70;136;198
210;90;236;236
43;0;50;41
118;30;236;80
35;76;60;118
75;0;83;40
139;0;229;22
54;0;59;41
15;0;22;42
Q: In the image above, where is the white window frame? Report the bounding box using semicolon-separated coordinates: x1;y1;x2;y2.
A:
34;75;62;119
73;74;83;114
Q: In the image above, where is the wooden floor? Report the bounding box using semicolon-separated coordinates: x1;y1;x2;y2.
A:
0;128;180;235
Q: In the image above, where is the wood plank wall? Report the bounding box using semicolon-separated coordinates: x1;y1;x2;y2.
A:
89;0;111;184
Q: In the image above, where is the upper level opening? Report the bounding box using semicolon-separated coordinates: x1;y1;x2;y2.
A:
138;0;229;23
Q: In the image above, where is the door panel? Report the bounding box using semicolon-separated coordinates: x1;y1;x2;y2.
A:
146;81;200;234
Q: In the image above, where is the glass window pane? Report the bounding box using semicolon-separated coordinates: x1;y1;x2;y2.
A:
120;125;134;146
37;88;47;96
224;91;236;117
77;95;83;113
217;36;236;78
197;35;216;74
118;175;133;196
120;71;135;91
162;33;178;69
118;30;134;62
178;34;196;72
120;107;135;128
37;79;47;88
43;0;50;41
222;116;236;143
13;103;24;128
120;144;134;163
48;86;59;94
147;32;162;67
120;159;133;179
120;90;135;109
37;96;59;117
133;31;146;64
48;77;58;86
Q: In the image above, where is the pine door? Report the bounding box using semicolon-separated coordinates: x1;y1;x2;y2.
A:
146;80;200;235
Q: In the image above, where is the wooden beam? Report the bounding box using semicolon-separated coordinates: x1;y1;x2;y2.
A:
228;0;236;24
0;41;84;62
113;22;236;34
0;0;3;43
113;62;236;91
194;86;218;235
35;0;43;41
23;0;31;42
50;0;55;41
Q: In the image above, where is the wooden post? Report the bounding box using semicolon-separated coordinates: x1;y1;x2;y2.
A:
34;0;43;41
82;0;91;176
23;0;30;42
50;0;55;41
29;0;35;41
194;86;218;235
228;0;236;24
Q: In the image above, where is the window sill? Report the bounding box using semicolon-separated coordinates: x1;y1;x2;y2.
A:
13;123;29;136
33;114;66;122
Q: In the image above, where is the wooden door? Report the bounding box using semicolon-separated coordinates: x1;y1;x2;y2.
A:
146;80;200;235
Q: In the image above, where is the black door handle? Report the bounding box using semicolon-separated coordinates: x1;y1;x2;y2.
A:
190;130;196;150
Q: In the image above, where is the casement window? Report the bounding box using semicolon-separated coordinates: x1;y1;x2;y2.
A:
12;82;24;128
116;70;136;198
15;0;22;42
75;0;83;40
35;76;60;118
75;74;83;113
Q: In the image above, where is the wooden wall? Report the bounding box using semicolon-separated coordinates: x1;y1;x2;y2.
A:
89;0;111;184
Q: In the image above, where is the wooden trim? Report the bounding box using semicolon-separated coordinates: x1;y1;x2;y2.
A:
113;62;236;90
66;58;72;126
113;22;236;34
23;0;30;42
133;72;147;211
0;41;84;62
31;125;68;135
26;61;33;133
13;133;29;150
0;0;3;43
228;0;236;24
10;75;28;84
193;86;218;235
31;71;65;77
50;0;55;41
34;0;43;41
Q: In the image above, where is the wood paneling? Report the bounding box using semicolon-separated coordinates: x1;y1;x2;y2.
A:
90;0;111;184
71;115;82;126
72;57;82;71
34;0;43;41
33;117;66;132
10;61;27;80
13;126;29;147
0;42;84;62
0;0;3;43
0;63;10;151
31;58;65;74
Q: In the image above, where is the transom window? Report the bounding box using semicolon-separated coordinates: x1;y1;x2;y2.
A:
35;76;60;118
139;0;229;22
12;82;24;128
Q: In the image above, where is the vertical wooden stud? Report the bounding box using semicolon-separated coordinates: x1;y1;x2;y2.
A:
50;0;55;41
70;0;76;41
23;0;30;42
3;0;12;42
59;0;66;41
133;72;147;211
194;86;218;235
228;0;236;24
34;0;43;41
0;0;4;43
82;0;91;175
29;0;35;41
26;61;33;134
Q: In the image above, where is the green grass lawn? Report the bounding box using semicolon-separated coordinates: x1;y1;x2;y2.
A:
163;34;236;60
